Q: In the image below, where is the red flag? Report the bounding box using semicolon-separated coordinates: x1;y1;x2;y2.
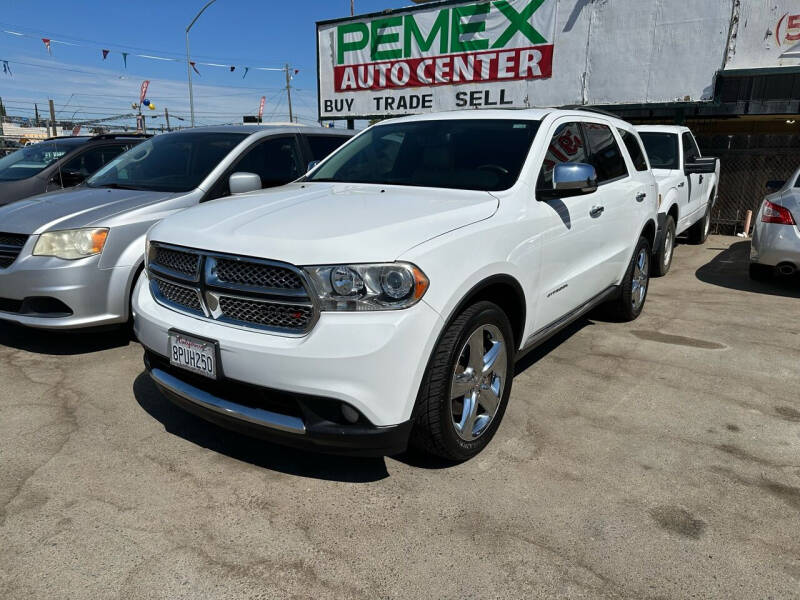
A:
190;61;200;75
139;80;150;103
41;38;51;55
229;66;235;72
258;96;266;120
294;69;299;75
102;49;109;60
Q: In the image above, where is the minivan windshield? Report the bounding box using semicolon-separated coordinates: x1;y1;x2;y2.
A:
307;119;540;191
86;131;247;193
0;138;86;181
639;132;680;170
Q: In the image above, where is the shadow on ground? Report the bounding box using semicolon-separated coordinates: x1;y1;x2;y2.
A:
695;241;800;299
0;322;131;355
133;372;393;482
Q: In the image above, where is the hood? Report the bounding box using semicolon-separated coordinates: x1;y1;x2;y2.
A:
0;186;179;234
150;182;499;264
0;178;42;207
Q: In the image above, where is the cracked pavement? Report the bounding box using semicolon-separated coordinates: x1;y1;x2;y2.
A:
1;236;799;599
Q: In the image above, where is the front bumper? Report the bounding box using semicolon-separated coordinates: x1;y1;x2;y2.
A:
0;248;132;329
751;220;800;267
133;272;444;447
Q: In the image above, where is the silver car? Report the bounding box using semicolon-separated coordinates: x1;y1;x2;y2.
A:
750;167;800;279
0;125;353;329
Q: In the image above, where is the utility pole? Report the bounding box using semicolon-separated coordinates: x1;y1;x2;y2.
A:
34;103;40;127
165;107;171;132
0;97;5;144
186;0;218;128
285;63;294;123
48;99;57;137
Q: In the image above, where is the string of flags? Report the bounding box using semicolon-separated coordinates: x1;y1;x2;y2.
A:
0;29;296;79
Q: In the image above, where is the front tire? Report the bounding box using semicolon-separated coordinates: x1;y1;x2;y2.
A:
409;301;514;461
607;237;651;321
653;216;676;277
688;204;711;245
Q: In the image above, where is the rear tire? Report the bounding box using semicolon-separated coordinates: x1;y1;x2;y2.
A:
606;237;651;322
653;216;676;277
688;205;711;245
748;263;772;281
409;301;514;462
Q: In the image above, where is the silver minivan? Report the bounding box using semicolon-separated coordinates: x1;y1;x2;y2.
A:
0;125;353;329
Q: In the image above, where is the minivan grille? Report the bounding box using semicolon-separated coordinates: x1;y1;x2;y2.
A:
148;243;317;334
0;233;28;269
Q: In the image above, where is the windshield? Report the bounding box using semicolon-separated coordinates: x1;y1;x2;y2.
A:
639;132;680;170
86;131;247;193
0;138;86;181
307;119;541;191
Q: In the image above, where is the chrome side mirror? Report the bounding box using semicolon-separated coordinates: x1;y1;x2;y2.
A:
229;172;261;194
553;163;598;195
307;160;320;172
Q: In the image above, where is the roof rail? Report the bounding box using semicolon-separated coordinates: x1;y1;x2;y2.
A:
42;132;153;142
560;105;623;119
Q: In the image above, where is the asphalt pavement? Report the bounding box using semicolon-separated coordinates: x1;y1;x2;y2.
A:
1;235;799;599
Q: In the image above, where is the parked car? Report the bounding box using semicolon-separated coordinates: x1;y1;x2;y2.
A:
134;109;658;460
749;168;800;279
636;125;719;276
0;134;148;206
0;125;353;329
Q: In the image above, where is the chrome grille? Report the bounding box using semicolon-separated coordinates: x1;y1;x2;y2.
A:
152;278;203;314
0;233;28;269
153;246;200;278
147;242;317;334
214;258;303;290
218;297;313;330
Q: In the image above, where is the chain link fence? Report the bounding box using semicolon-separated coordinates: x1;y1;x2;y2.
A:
696;134;800;235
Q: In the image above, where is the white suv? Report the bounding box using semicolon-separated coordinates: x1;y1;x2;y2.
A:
133;109;658;461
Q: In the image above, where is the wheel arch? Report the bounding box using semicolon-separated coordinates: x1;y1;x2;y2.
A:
641;218;657;250
441;274;527;353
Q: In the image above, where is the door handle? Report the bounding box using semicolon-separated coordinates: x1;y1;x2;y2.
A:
699;174;704;184
590;205;605;217
636;192;647;202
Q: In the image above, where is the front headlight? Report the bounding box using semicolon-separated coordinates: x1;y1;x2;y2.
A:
33;228;109;260
304;262;429;311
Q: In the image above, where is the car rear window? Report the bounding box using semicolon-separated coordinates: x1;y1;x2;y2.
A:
583;123;628;183
618;129;649;172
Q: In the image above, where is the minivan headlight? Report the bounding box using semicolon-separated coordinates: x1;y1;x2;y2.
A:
33;228;109;260
304;262;429;311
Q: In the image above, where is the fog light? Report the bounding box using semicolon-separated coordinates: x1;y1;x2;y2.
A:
341;404;360;424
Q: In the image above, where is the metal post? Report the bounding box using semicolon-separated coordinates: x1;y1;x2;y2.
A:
285;64;294;123
0;97;5;143
186;0;218;128
165;107;171;132
48;99;57;137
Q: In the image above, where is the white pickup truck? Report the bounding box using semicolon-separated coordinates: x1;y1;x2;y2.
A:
636;125;720;276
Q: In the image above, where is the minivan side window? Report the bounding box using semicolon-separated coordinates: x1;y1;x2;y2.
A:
537;122;588;190
306;135;349;161
682;132;701;162
583;123;628;184
61;145;127;178
618;129;649;172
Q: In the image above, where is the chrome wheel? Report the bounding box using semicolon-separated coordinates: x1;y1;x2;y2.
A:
663;228;673;269
450;324;507;442
631;248;649;311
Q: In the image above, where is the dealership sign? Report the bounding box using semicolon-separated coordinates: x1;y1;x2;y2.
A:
317;0;558;118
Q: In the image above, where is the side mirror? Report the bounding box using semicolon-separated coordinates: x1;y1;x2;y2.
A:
54;169;86;188
229;172;262;194
766;180;786;192
307;160;320;172
552;163;598;195
684;157;717;175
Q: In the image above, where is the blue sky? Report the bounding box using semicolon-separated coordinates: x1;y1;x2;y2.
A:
0;0;409;128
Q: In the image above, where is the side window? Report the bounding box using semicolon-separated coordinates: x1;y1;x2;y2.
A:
682;132;700;162
618;129;649;172
583;123;629;184
306;135;349;161
537;122;588;189
233;136;303;189
62;145;126;177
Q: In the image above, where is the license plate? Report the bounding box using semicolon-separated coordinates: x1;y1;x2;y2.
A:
169;332;218;380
